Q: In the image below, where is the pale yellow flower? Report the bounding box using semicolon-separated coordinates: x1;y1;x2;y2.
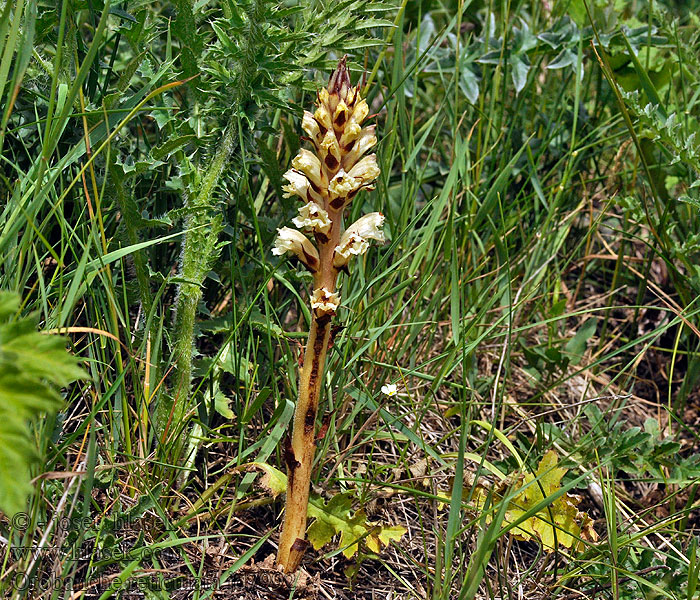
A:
282;169;323;203
292;202;332;235
311;287;340;315
314;89;333;130
347;154;380;185
345;212;386;241
333;212;385;268
328;169;361;204
343;126;377;168
347;98;369;129
333;100;349;130
333;233;369;266
302;111;322;145
339;123;362;148
292;149;324;189
272;227;319;271
320;130;342;171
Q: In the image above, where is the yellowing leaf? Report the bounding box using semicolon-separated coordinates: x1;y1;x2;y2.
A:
536;450;567;496
377;525;408;547
307;516;336;550
238;461;288;497
234;464;407;559
307;493;406;558
338;512;372;558
471;451;598;552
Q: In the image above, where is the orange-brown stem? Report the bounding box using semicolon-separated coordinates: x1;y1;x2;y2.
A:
276;213;341;572
276;313;331;571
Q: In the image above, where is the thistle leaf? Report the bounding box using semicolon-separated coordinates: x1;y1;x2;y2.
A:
0;292;86;517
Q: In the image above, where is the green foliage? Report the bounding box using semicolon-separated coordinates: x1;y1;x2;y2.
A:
571;541;700;599
582;405;700;483
0;292;85;517
520;318;598;381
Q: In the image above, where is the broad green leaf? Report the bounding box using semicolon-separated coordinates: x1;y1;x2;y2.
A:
564;319;597;365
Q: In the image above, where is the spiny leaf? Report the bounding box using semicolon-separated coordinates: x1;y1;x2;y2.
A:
0;292;87;517
4;322;87;388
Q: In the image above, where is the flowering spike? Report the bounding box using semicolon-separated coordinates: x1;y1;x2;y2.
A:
274;57;385;573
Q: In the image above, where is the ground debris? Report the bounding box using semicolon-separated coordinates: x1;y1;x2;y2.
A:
236;554;320;599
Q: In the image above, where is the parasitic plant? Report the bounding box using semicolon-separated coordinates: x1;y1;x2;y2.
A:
273;57;384;573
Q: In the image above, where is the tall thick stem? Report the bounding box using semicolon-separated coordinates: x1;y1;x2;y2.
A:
277;216;340;572
276;312;332;571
